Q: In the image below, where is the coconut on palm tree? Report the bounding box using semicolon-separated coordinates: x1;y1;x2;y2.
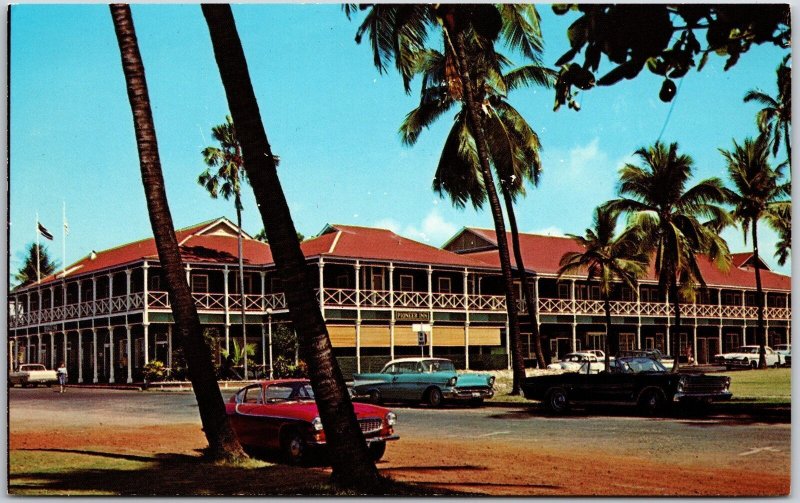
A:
110;3;246;462
558;207;649;371
605;142;732;371
350;3;548;393
202;4;383;490
198;115;249;378
721;135;791;368
744;55;791;160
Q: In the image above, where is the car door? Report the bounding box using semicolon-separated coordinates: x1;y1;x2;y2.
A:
229;384;266;447
392;362;424;401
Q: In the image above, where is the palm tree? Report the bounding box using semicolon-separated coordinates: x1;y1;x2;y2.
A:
350;3;547;393
765;202;791;266
14;243;58;287
721;135;791;368
606;142;732;371
198;116;249;379
109;4;246;462
201;5;382;491
400;47;553;369
557;207;649;371
744;55;791;160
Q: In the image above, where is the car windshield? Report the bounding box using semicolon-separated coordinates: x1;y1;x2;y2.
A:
264;382;315;401
616;357;667;373
739;347;760;354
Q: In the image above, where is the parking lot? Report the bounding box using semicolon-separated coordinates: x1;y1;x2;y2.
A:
8;386;790;496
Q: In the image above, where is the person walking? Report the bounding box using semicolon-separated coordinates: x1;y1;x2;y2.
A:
56;361;68;393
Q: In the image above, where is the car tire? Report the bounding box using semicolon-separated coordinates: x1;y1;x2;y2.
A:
369;389;382;405
773;361;781;369
425;387;443;407
281;429;307;465
638;389;667;416
544;387;569;414
368;441;387;461
750;360;758;369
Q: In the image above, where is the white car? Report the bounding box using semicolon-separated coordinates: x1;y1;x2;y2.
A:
775;344;791;367
714;345;781;369
547;352;606;373
9;363;59;387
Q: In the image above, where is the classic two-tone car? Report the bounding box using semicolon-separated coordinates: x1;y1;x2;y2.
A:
9;364;59;387
523;356;732;415
352;357;495;406
226;379;398;464
775;344;791;366
547;352;605;373
714;345;782;369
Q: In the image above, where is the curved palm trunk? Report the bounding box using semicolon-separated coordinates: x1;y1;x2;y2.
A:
500;186;546;369
235;199;247;379
201;5;382;491
110;4;246;462
784;122;791;165
453;32;526;394
752;220;767;369
669;280;682;373
603;296;612;371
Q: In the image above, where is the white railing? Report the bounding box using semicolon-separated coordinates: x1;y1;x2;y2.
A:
7;289;792;329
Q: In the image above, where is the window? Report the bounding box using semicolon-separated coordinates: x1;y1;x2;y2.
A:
590;285;601;300
270;277;283;293
558;283;570;299
372;272;384;290
232;274;253;294
745;292;756;306
191;274;209;293
149;275;160;291
575;285;588;300
438;277;451;294
336;274;350;289
399;275;414;291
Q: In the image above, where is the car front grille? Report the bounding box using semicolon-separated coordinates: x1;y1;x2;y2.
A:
683;379;727;394
359;418;383;435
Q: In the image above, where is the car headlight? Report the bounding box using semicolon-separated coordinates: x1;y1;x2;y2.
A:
489;376;495;387
311;417;324;431
724;378;731;392
447;376;457;387
386;412;397;426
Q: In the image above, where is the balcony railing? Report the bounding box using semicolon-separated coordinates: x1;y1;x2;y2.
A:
8;288;792;329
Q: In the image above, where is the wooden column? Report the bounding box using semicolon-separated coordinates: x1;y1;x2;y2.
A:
389;263;395;361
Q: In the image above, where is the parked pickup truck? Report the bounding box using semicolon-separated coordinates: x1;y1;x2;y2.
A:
9;364;59;387
523;356;732;415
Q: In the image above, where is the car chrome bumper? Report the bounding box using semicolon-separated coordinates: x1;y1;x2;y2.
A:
310;433;400;446
442;388;495;400
673;391;733;402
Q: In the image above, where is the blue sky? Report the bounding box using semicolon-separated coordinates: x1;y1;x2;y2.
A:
9;4;791;276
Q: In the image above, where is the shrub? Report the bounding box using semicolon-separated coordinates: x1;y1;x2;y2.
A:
143;360;167;382
273;356;308;378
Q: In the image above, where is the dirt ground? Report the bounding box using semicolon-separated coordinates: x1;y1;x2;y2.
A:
10;414;789;496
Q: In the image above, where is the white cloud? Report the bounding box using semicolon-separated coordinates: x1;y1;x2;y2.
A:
374;208;458;245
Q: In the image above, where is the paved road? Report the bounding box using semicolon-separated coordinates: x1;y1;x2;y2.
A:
9;386;790;476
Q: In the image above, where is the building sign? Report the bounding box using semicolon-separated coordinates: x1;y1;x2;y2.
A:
395;311;430;322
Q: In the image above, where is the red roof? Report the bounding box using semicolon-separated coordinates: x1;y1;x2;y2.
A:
32;218;273;286
453;228;791;291
299;224;493;269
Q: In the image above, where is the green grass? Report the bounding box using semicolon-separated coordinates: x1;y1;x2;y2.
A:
709;367;791;405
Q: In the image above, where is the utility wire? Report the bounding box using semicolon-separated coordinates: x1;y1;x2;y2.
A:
656;76;686;143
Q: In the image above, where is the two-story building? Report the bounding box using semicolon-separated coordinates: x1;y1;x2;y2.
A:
7;217;791;382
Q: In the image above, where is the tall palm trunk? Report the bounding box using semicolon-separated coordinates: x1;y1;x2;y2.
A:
499;185;546;369
603;296;612;371
201;5;382;491
752;220;767;368
109;4;246;462
669;279;682;373
453;32;526;393
235;197;247;379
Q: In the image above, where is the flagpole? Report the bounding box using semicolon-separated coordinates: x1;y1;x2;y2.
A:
62;202;67;277
35;212;40;283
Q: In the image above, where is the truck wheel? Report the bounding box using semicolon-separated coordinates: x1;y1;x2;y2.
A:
425;387;443;407
281;428;307;465
638;389;667;416
544;387;569;414
368;441;387;461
